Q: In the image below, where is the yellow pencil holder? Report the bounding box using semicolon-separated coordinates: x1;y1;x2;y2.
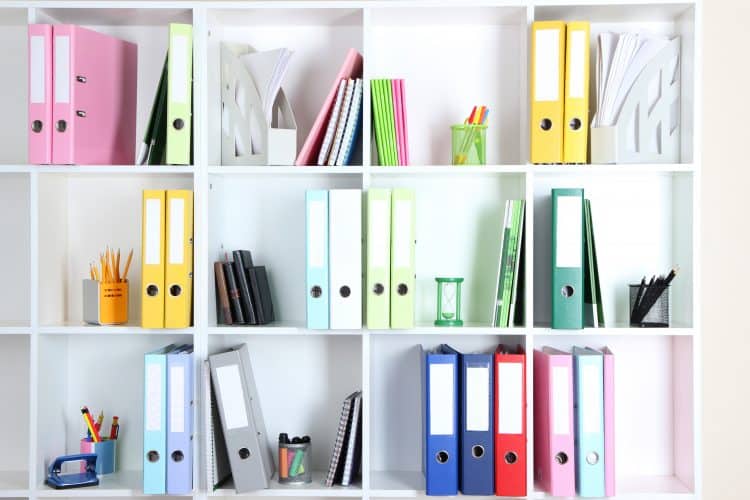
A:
83;279;128;325
451;124;487;165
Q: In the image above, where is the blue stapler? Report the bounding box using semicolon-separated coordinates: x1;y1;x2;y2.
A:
46;454;100;489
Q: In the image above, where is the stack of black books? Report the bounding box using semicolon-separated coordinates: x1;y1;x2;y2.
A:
214;250;275;325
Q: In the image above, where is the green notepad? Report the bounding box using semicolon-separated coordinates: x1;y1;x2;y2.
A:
383;80;398;165
371;80;386;165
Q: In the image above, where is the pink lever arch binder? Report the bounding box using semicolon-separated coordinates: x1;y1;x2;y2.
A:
28;24;53;164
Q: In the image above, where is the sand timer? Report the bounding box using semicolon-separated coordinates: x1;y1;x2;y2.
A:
434;277;464;326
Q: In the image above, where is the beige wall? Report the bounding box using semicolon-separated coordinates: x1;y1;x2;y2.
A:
703;1;750;498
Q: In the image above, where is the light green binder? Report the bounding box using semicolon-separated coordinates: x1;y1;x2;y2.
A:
551;188;584;329
371;80;385;165
166;23;193;165
366;189;392;329
390;188;415;328
382;80;398;165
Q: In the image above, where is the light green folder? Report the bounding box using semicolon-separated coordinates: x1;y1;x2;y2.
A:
371;80;385;165
390;188;415;328
166;23;193;165
382;80;398;165
366;189;391;329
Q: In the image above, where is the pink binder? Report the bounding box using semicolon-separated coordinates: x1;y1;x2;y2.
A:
400;80;410;165
533;348;575;497
28;25;53;164
52;25;137;165
602;346;615;496
295;48;362;166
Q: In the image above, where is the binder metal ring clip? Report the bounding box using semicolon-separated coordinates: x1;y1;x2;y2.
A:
435;451;449;464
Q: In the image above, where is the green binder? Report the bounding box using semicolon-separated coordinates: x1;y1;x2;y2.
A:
551;188;584;329
166;23;193;165
390;188;415;328
366;189;392;329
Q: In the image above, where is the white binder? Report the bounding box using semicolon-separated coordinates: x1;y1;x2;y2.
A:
329;189;362;329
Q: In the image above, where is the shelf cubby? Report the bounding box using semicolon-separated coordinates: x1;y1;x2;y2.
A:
0;9;28;165
0;336;30;495
0;174;30;328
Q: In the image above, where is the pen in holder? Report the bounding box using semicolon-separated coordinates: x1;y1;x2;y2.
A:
79;438;117;475
278;436;311;484
83;279;128;325
451;124;487;165
629;284;670;327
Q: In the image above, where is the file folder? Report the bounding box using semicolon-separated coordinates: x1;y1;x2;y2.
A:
329;189;362;329
422;345;459;496
306;190;329;329
166;345;194;494
551;188;584;329
494;345;526;497
167;23;193;165
572;347;605;497
459;350;494;495
600;347;615;497
52;25;137;165
563;22;591;164
533;347;575;497
390;189;415;329
144;344;175;494
165;190;193;328
531;21;566;164
209;344;275;492
366;189;391;329
142;190;166;328
28;24;53;164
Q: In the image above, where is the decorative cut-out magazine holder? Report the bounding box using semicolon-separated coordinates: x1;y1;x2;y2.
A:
221;43;297;165
591;38;681;164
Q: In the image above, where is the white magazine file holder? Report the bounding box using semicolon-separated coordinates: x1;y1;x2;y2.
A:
591;38;680;164
221;43;297;166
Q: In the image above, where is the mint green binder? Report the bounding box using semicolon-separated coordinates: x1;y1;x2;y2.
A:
551;188;584;329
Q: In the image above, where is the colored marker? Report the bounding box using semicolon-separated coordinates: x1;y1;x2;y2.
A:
109;416;120;440
81;407;101;443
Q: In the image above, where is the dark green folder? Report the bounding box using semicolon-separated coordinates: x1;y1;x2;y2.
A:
583;199;604;327
140;55;168;165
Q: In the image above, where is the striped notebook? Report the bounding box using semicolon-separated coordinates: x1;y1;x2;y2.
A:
325;391;358;487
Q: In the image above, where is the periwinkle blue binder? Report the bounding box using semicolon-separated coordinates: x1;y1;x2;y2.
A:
306;190;329;329
422;344;459;496
572;347;605;497
166;345;194;494
459;352;494;495
144;344;176;495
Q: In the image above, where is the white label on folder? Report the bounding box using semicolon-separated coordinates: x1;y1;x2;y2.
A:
582;363;602;433
168;198;185;265
535;29;559;102
466;366;489;431
556;196;582;268
497;362;523;434
552;366;570;435
169;365;185;433
145;198;162;265
30;36;45;104
429;363;454;435
308;200;325;268
215;365;249;430
393;200;412;268
370;199;388;268
171;35;188;104
54;35;70;104
569;31;587;99
146;363;162;431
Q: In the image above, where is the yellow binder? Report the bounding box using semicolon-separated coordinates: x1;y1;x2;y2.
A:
531;21;566;164
563;21;591;164
141;190;166;328
164;190;194;328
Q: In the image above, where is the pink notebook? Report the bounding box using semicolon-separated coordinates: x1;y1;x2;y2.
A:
28;25;53;164
52;25;137;165
392;80;404;165
295;48;363;166
533;348;575;497
400;80;410;165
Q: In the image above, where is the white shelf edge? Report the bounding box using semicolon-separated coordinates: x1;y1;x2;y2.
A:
37;325;195;335
0;325;31;335
0;0;700;7
0;165;195;174
531;326;696;336
208;165;364;175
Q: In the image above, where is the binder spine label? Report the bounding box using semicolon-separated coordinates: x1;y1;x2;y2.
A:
535;29;560;102
215;365;249;429
465;366;489;431
555;196;582;268
171;35;189;104
497;362;523;434
429;363;454;435
168;198;185;264
393;200;412;268
146;363;162;431
170;365;185;433
30;36;45;103
54;35;70;103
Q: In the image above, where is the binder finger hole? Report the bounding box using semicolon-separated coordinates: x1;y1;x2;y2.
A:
555;452;568;465
310;285;322;298
147;284;159;297
569;118;582;130
504;451;518;464
171;451;184;463
173;118;185;130
586;451;599;465
147;450;160;463
561;285;575;298
435;451;449;464
170;284;182;297
239;448;251;460
32;120;43;133
540;118;552;131
471;445;485;459
340;286;351;298
373;283;385;295
56;120;67;132
397;284;408;296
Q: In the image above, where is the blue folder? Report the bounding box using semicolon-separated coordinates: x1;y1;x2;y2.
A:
573;347;605;497
166;345;194;494
422;344;458;496
306;190;329;329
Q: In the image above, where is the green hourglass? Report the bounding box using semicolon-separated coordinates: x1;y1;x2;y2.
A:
435;277;464;327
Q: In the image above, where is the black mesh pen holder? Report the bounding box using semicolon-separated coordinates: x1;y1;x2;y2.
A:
629;284;670;327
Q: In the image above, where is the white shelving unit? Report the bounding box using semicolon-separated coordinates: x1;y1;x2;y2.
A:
0;1;701;500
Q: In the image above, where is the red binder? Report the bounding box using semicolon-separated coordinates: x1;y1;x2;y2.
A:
494;345;526;496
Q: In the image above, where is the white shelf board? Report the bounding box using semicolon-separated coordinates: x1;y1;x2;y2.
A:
532;326;695;336
369;165;526;175
34;6;192;25
36;470;177;497
210;471;362;497
208;165;364;175
0;471;28;497
528;163;695;174
208;322;362;335
0;322;31;335
0;165;195;174
38;324;195;335
369;470;423;497
368;323;527;335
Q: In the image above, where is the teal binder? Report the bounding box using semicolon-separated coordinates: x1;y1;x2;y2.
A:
551;188;584;329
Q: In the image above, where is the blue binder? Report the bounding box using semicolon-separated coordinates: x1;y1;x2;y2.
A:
458;351;494;495
422;344;458;496
166;345;194;494
306;190;329;329
572;347;605;497
144;344;176;494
